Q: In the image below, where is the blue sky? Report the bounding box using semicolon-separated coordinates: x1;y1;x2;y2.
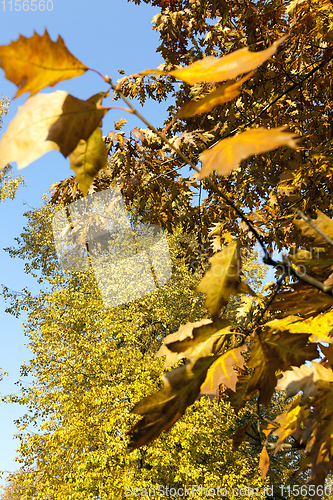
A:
0;0;168;484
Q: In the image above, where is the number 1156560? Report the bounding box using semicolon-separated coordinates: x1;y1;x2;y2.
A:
2;0;53;10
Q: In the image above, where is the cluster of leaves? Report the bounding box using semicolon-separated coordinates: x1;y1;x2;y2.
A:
1;0;333;496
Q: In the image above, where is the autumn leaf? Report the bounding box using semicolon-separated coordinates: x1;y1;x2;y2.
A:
0;30;88;98
197;127;298;180
141;36;287;85
0;91;108;171
259;445;269;482
277;362;333;403
156;318;232;368
197;240;255;320
246;327;318;405
232;422;251;451
69;127;108;196
294;210;333;247
273;401;305;453
269;283;333;317
200;344;247;396
127;355;220;451
176;74;252;119
267;312;333;343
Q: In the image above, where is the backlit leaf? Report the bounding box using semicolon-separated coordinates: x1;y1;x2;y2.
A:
259;445;269;482
267;312;333;343
0;30;88;98
69;127;108;196
197;240;255;320
0;91;108;171
294;210;333;247
246;327;318;405
198;127;298;180
127;355;219;451
200;344;247;396
141;37;286;85
177;74;252;119
157;318;233;368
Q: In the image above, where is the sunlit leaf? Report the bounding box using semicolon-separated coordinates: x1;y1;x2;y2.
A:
294;210;333;247
156;318;233;368
259;445;269;482
197;240;255;320
0;91;108;171
267;312;333;343
141;37;286;85
0;30;88;98
200;344;247;396
69;127;108;196
177;74;252;118
198;127;298;180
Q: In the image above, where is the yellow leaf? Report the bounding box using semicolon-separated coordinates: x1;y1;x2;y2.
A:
0;91;108;171
200;344;247;396
0;30;88;98
198;127;299;180
267;312;333;344
177;73;252;118
294;210;333;247
156;318;232;368
141;37;286;85
69;127;108;196
197;240;254;319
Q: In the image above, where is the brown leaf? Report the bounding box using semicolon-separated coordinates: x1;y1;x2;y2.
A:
259;445;269;482
127;355;219;451
246;327;318;405
232;422;251;451
0;91;108;172
200;345;247;396
198;127;298;180
0;30;88;98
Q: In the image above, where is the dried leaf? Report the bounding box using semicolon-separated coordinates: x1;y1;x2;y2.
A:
197;240;254;320
200;344;247;396
141;37;286;85
159;319;233;368
0;91;108;172
246;327;318;405
127;355;220;451
0;30;87;98
232;422;251;451
69;127;108;196
294;210;333;247
259;445;269;482
198;127;298;180
177;74;252;118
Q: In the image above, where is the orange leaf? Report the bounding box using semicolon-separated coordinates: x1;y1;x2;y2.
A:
0;30;88;98
259;445;269;482
200;344;247;396
198;127;298;180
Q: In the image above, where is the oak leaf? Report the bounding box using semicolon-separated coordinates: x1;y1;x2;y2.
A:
200;344;247;396
0;91;108;171
198;127;298;180
0;30;88;98
68;127;108;196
